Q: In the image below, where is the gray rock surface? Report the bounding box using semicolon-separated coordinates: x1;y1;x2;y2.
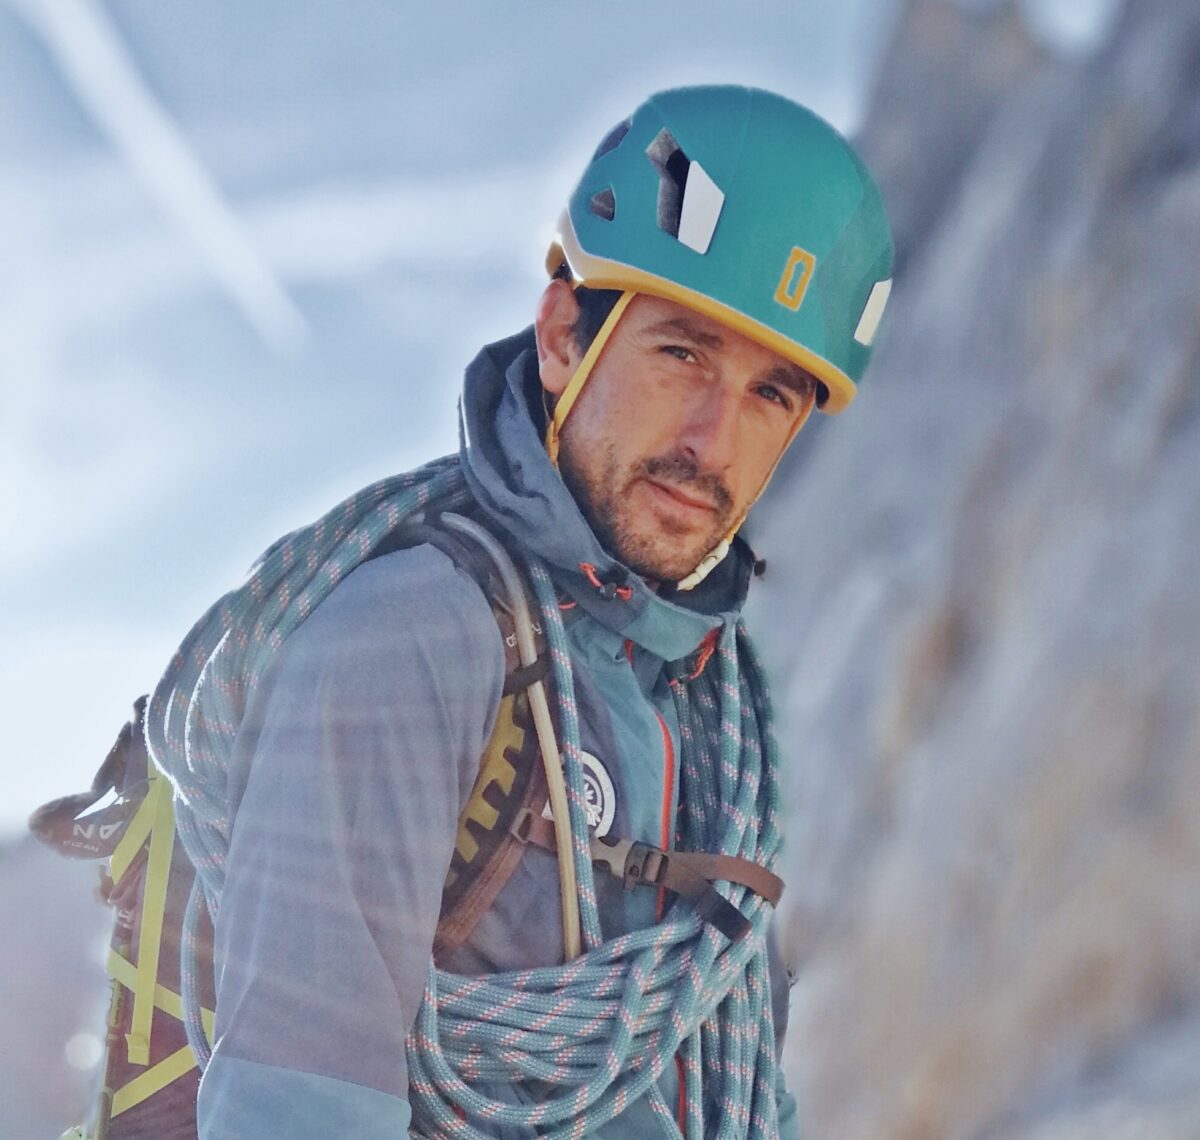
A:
750;1;1200;1136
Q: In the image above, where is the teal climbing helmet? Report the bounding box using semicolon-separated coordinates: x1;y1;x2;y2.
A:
546;85;895;413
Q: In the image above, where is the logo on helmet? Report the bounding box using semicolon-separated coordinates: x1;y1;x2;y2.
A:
773;246;816;312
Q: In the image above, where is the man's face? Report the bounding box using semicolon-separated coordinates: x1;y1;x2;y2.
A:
537;287;817;582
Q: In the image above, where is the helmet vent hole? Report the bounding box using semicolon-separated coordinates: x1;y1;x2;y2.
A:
645;128;691;239
593;119;631;160
589;187;617;221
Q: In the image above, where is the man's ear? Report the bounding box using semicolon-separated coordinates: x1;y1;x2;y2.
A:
534;278;583;398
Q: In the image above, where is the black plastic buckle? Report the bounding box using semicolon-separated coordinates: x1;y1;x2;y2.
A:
620;841;667;891
589;833;751;941
591;834;666;891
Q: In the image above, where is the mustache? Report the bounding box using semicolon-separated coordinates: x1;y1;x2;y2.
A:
638;454;733;514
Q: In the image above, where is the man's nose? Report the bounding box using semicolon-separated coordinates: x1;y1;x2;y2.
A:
678;385;739;472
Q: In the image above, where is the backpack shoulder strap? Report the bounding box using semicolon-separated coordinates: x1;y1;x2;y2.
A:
32;514;563;1024
396;514;557;962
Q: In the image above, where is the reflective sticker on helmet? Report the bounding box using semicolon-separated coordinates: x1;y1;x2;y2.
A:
677;161;724;254
774;246;816;311
854;278;893;346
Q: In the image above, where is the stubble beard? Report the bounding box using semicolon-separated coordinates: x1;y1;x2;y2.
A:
558;438;735;583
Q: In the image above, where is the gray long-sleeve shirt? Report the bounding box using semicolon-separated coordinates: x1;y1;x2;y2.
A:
199;546;504;1136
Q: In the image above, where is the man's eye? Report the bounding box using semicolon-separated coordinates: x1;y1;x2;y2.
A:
660;344;697;363
756;384;792;410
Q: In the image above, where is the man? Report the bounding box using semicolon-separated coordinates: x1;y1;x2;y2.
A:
162;85;893;1137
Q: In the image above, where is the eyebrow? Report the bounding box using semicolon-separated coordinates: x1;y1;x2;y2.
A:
762;364;818;401
641;315;725;351
643;314;818;401
643;312;820;405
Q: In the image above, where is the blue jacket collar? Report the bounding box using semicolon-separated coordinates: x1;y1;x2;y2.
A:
458;328;754;663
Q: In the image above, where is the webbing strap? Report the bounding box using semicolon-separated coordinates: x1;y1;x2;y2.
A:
501;655;550;696
108;783;157;884
105;948;214;1116
513;810;783;941
124;773;176;1065
110;1043;197;1117
544;291;634;465
106;948;214;1038
647;848;784;906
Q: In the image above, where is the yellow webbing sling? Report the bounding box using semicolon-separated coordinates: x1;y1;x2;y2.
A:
102;765;214;1119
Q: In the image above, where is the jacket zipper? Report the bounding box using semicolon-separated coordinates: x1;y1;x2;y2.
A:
654;702;687;1132
654;708;675;922
628;638;688;1131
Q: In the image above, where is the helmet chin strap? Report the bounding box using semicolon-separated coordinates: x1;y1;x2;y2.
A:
675;538;732;592
675;396;815;592
545;291;635;467
545;288;815;593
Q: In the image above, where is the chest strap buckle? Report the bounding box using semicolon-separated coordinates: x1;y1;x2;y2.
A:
591;833;752;941
512;809;782;943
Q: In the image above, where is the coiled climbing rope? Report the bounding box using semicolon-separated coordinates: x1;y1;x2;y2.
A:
146;454;785;1138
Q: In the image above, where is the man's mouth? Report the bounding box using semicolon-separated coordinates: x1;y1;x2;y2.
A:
643;478;719;514
638;454;732;517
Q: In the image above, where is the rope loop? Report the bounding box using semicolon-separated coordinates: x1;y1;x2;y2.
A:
146;454;784;1138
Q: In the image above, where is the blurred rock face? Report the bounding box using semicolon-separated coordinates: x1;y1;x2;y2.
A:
0;839;110;1140
751;0;1200;1136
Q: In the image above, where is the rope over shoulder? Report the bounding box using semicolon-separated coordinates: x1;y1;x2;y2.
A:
145;454;787;1138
